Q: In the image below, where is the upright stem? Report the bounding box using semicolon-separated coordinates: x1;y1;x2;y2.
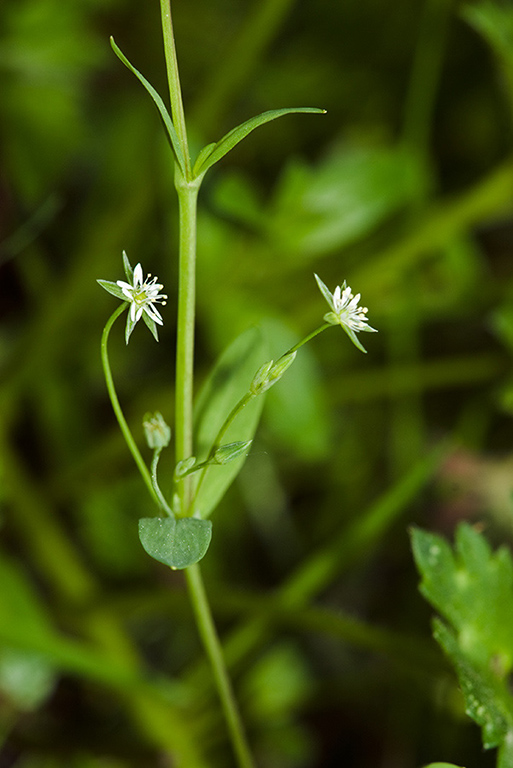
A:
160;0;191;178
174;182;199;511
185;565;255;768
159;6;256;766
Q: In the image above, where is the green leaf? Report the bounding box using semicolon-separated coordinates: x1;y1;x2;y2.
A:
193;327;269;518
110;37;186;176
423;764;466;768
412;524;513;756
138;517;212;570
434;619;513;751
412;524;513;669
268;144;425;256
193;107;325;177
192;142;217;177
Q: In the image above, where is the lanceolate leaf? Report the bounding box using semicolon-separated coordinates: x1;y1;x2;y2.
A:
110;37;186;176
193;107;326;177
193;327;269;518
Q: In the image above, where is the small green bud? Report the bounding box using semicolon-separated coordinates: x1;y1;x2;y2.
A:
143;411;171;449
250;351;297;395
250;361;274;395
269;351;297;381
213;440;252;465
175;456;196;479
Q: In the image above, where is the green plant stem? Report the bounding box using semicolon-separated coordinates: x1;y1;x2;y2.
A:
160;0;191;178
159;7;256;765
285;323;331;355
186;564;255;768
150;450;174;516
100;305;159;507
174;182;200;510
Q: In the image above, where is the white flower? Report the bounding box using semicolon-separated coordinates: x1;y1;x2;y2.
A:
117;263;167;327
98;252;167;343
314;274;377;353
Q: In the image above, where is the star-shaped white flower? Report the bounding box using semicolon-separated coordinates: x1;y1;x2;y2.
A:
314;274;377;353
98;252;167;343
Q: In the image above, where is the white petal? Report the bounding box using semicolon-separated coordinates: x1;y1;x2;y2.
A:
133;264;143;286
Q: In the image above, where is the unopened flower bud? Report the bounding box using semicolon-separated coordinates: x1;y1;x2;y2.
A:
143;411;171;449
175;456;196;479
213;440;252;465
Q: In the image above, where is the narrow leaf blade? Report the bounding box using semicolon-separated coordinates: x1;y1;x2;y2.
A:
110;37;186;175
194;107;326;177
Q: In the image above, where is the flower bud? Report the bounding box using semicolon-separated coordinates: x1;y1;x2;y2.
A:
213;440;252;465
143;411;171;449
174;456;196;479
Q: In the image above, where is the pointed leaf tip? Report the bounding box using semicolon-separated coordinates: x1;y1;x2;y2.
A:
194;107;326;178
110;37;186;175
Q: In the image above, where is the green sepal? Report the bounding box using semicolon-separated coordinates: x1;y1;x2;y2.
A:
138;517;212;570
193;107;326;178
340;322;369;354
141;311;159;342
110;37;186;176
97;279;127;302
122;250;133;281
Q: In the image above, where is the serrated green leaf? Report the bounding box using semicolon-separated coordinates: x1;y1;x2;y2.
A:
138;517;212;569
434;619;513;751
193;107;325;177
412;524;513;758
110;37;186;176
412;524;513;670
193;327;269;518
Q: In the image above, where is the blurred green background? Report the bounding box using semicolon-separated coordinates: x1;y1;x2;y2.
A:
1;0;513;766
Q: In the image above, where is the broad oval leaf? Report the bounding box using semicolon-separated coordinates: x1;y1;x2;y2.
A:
110;37;186;176
138;517;212;569
193;327;269;518
193;107;326;178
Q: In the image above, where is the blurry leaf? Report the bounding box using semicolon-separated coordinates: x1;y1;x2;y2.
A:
243;642;312;721
110;37;186;175
138;517;213;570
434;619;513;755
0;554;54;644
193;107;325;177
462;1;513;70
269;144;424;256
193;327;269;518
423;764;466;768
0;0;105;201
412;524;513;755
0;647;55;710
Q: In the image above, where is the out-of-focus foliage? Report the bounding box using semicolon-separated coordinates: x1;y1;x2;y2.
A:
1;0;513;765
